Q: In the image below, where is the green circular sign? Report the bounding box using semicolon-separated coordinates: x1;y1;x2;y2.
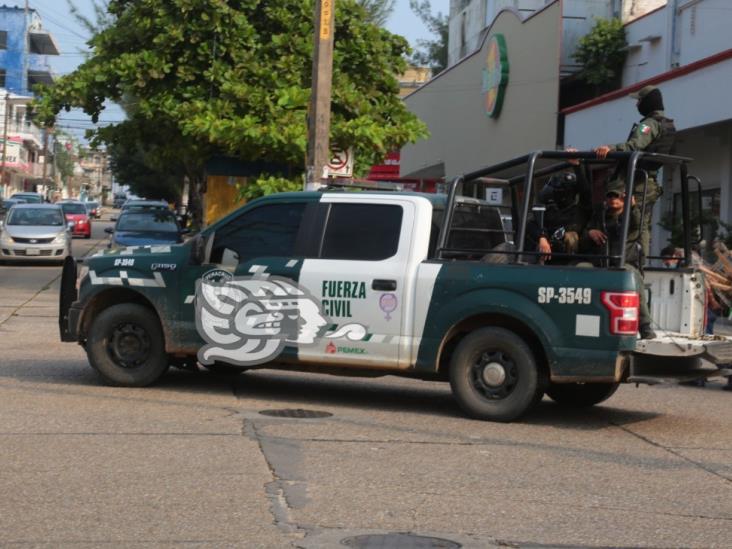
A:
482;34;509;118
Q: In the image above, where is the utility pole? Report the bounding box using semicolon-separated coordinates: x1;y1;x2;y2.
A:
1;93;9;193
305;0;336;191
41;127;49;187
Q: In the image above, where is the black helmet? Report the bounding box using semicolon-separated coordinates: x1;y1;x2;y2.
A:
538;172;578;208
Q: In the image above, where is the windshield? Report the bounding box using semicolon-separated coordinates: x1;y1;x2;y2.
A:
62;203;87;215
117;211;179;233
12;194;41;203
7;208;64;226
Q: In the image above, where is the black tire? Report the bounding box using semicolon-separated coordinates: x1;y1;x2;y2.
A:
86;303;169;386
546;382;619;408
449;327;542;422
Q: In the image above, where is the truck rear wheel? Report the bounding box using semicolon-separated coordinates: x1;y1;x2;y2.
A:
546;382;619;407
86;303;169;387
449;327;542;422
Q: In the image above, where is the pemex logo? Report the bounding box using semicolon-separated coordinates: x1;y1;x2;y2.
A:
482;34;509;119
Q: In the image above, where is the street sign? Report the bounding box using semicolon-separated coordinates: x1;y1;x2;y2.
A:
327;147;354;178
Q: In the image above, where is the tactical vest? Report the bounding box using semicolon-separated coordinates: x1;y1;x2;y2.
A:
639;114;676;171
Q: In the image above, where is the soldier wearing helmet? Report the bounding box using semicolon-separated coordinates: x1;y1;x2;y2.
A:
534;167;592;263
594;85;676;259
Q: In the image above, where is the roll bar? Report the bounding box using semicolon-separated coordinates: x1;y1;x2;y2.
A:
437;150;695;267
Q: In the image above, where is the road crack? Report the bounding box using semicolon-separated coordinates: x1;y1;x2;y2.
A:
243;419;312;542
611;421;732;483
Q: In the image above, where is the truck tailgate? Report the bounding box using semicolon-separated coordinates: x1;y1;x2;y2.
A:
630;331;732;384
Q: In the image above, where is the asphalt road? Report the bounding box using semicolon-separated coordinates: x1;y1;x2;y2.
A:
0;216;730;548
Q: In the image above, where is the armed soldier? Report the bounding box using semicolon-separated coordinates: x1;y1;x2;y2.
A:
594;85;676;259
535;168;592;263
583;179;655;339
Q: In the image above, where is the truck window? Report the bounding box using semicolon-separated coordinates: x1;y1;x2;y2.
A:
321;203;403;261
210;203;306;264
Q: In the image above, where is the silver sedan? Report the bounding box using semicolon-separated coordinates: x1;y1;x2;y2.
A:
0;204;72;264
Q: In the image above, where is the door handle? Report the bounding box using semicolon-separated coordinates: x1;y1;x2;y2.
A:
372;279;397;291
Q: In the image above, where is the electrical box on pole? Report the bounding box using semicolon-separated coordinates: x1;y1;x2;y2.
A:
305;0;336;191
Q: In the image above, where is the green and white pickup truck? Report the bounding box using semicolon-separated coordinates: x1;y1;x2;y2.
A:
59;151;731;422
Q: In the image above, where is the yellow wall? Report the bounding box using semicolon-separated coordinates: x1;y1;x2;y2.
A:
204;175;247;226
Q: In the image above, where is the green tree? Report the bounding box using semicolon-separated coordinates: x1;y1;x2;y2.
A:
33;0;427;224
573;18;627;89
409;0;448;75
357;0;396;27
54;135;76;185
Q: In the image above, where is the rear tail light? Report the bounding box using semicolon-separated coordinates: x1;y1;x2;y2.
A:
601;291;639;336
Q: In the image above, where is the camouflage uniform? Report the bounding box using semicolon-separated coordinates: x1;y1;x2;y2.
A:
583;183;653;335
608;86;676;259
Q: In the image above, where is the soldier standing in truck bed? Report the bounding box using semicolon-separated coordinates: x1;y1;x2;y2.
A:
594;85;676;259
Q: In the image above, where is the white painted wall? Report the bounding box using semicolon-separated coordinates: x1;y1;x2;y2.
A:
622;7;668;84
675;0;732;66
403;3;561;179
565;58;732;148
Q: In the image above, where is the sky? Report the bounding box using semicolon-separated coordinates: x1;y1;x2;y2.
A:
18;0;451;140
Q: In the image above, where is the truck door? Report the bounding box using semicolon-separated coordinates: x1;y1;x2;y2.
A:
296;196;415;368
177;200;312;352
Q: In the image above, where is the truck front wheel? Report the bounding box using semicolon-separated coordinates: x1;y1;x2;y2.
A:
449;327;542;422
86;303;169;387
546;382;619;408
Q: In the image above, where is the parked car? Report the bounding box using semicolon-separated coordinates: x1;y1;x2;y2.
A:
60;202;92;239
120;199;168;210
0;204;71;264
113;193;127;209
84;200;101;219
106;208;187;249
10;192;44;204
1;198;27;217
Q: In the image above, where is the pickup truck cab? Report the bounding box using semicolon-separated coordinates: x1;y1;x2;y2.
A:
59;151;731;422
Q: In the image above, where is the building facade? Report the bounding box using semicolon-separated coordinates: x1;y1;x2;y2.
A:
0;6;58;95
0;7;59;199
402;0;732;255
0;91;53;199
564;0;732;254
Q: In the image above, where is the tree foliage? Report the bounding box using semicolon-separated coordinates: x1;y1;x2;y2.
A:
409;0;448;75
356;0;396;27
33;0;427;220
573;18;627;87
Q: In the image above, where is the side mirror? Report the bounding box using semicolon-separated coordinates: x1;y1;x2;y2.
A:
109;216;117;222
104;227;114;234
67;221;75;230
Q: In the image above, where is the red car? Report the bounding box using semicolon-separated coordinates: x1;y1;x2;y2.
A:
60;202;92;238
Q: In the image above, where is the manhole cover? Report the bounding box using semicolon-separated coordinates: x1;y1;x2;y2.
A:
341;534;461;548
258;409;333;419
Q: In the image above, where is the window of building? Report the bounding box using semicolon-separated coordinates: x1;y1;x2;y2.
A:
0;69;5;88
210;202;307;265
0;31;7;50
321;203;403;261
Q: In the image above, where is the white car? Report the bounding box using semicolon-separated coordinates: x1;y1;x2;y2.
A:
0;204;72;264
